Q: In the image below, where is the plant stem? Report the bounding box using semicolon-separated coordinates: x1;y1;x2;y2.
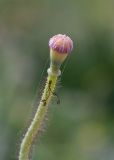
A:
19;74;57;160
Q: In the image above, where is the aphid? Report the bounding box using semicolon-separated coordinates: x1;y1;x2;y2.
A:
48;80;60;104
42;80;60;106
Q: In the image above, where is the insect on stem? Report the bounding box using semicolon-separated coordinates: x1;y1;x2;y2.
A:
42;80;60;106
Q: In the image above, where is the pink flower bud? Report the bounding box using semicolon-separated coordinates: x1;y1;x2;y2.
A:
49;34;73;54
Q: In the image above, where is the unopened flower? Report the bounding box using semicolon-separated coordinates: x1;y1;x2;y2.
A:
48;34;73;76
49;34;73;54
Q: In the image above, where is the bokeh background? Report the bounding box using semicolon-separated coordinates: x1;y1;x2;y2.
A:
0;0;114;160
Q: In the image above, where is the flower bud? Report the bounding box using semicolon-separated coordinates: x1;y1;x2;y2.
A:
49;34;73;54
48;34;73;76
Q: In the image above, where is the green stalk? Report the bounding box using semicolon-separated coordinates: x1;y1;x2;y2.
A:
19;75;57;160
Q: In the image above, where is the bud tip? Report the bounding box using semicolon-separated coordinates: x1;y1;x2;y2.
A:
49;34;73;54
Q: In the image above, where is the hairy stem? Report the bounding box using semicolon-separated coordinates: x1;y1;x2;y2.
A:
19;74;57;160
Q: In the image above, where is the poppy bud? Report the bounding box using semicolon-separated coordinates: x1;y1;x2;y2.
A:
48;34;73;76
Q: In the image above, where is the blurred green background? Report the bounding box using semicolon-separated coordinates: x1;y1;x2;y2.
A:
0;0;114;160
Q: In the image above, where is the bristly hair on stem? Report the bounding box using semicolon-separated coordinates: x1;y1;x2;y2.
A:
18;34;73;160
